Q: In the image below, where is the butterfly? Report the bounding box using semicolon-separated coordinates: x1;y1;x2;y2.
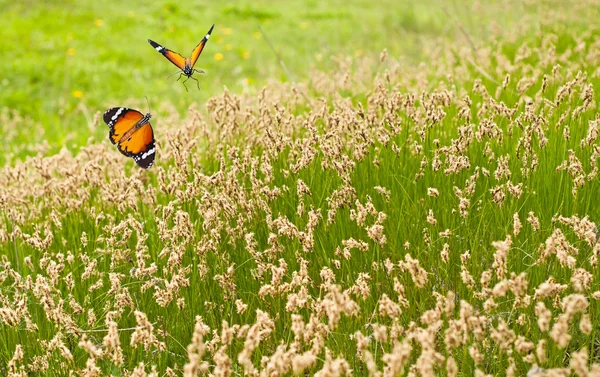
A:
103;107;156;169
148;24;215;91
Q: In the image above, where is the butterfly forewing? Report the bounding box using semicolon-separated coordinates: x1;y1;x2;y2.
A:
148;39;186;71
190;24;215;67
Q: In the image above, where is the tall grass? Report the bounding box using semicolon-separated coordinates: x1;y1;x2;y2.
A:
2;2;600;377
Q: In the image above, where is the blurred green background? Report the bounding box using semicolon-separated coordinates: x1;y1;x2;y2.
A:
0;0;583;164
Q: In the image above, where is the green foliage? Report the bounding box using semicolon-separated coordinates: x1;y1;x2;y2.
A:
2;0;600;376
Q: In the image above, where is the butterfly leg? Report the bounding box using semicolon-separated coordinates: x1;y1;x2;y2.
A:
181;76;190;92
193;69;206;75
190;76;200;90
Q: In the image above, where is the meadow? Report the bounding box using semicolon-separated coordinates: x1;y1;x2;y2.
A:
2;0;600;376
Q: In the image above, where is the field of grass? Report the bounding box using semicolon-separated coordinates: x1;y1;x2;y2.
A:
3;0;600;376
0;0;565;164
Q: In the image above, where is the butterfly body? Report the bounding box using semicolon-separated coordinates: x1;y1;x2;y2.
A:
103;107;156;169
148;24;214;91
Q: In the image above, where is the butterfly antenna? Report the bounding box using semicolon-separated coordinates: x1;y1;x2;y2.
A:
167;70;183;80
144;96;151;114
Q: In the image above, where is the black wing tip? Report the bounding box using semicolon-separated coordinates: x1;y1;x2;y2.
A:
103;107;120;126
207;24;215;35
148;39;158;47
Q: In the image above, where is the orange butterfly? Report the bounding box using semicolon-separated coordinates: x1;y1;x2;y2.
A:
103;107;155;169
148;24;215;91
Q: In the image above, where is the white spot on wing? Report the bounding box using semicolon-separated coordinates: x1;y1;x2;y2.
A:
111;107;125;121
134;146;155;168
205;34;210;39
135;147;155;161
141;147;155;160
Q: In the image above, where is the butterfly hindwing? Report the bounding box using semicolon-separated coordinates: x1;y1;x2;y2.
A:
120;124;155;169
148;39;186;71
132;139;156;169
190;24;215;68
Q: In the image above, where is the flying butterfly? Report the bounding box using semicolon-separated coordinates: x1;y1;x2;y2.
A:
148;24;215;91
103;107;156;169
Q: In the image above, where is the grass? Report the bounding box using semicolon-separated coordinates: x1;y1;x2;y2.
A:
2;0;600;376
0;0;558;165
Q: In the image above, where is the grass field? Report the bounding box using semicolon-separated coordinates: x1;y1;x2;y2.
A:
2;0;600;376
0;0;564;164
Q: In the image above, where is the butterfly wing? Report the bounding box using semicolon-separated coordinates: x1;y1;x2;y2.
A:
121;124;156;169
103;107;156;169
189;24;215;68
103;107;144;155
148;39;186;71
